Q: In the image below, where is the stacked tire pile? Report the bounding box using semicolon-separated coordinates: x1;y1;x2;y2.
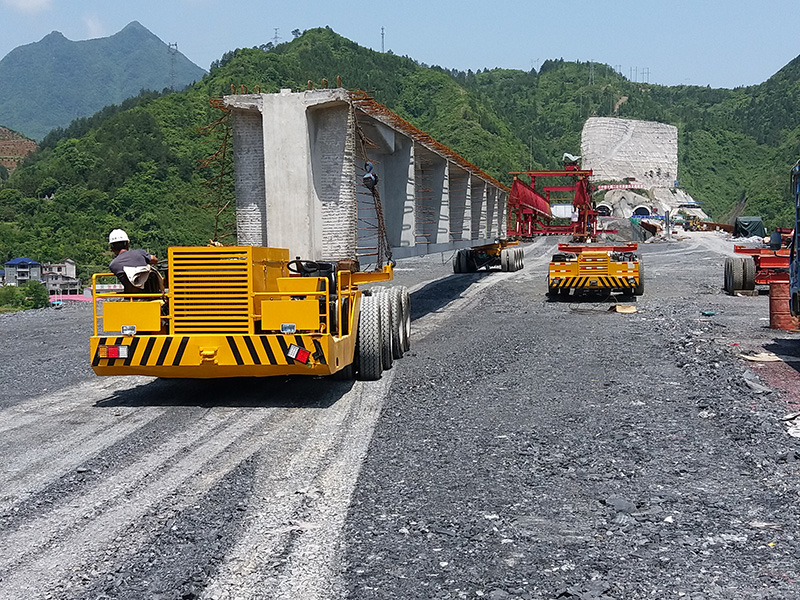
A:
353;286;411;381
723;256;756;294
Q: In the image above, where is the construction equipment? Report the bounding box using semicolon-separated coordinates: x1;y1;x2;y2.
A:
90;247;409;380
547;242;643;297
724;246;789;295
452;240;524;273
508;160;603;243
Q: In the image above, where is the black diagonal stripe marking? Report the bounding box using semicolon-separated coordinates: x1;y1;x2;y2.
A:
227;336;244;366
140;337;157;366
93;337;107;367
312;339;327;365
243;337;261;365
276;336;294;365
108;337;123;367
172;337;189;366
124;337;140;366
260;336;277;365
156;337;173;366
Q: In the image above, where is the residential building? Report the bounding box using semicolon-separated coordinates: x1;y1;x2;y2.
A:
4;257;42;286
42;258;81;295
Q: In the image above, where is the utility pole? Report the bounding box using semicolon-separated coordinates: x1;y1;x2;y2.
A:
167;42;178;91
381;27;385;52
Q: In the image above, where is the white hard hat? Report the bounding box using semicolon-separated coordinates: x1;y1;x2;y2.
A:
109;229;129;244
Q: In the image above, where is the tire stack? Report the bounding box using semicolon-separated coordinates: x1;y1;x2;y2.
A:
723;256;756;294
354;286;411;381
500;247;524;272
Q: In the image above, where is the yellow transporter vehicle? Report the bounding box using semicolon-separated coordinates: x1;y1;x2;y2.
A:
90;246;410;380
547;242;644;297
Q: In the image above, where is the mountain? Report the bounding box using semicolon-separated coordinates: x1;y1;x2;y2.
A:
0;28;798;276
0;21;206;140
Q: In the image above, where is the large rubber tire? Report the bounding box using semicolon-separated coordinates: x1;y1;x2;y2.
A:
388;287;404;359
467;251;478;272
633;260;645;296
398;286;411;352
731;257;744;292
460;249;470;274
377;291;394;370
723;257;733;293
356;295;382;380
742;256;756;291
453;250;461;273
518;248;524;270
500;248;509;272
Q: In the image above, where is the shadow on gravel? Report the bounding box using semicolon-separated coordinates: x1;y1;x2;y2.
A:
410;271;494;320
94;376;353;409
546;290;638;304
763;338;800;375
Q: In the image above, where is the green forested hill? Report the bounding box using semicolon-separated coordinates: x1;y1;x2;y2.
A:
0;21;206;141
0;28;798;279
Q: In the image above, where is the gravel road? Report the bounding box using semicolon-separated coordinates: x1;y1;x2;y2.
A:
1;232;799;600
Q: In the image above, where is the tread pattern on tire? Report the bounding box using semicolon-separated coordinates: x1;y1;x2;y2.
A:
356;295;382;380
724;257;734;293
742;256;756;291
399;286;411;352
634;259;645;296
377;290;393;370
731;257;745;292
388;287;404;359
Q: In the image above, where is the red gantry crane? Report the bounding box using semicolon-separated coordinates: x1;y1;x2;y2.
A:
507;162;602;243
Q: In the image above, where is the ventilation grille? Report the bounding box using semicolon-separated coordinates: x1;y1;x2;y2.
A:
170;250;250;334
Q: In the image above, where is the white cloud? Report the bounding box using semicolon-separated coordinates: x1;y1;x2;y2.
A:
83;14;106;39
1;0;52;14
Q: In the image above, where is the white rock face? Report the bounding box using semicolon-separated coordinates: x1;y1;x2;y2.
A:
581;117;678;188
581;117;707;219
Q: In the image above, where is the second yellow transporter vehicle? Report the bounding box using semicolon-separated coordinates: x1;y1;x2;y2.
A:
547;242;644;297
90;246;409;380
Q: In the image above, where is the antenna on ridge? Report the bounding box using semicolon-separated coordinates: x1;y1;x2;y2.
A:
168;42;178;91
273;28;280;46
381;26;385;52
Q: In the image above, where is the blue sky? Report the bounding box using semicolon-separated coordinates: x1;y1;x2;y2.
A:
1;0;797;89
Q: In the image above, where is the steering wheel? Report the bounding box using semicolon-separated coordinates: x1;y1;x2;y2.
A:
287;259;320;275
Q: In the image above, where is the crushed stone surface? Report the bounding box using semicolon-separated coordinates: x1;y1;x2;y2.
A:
1;233;799;599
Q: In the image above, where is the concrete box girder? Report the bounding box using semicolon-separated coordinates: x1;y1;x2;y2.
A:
224;89;508;265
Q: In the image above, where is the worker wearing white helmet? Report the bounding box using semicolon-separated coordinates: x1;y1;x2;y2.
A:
108;229;158;293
